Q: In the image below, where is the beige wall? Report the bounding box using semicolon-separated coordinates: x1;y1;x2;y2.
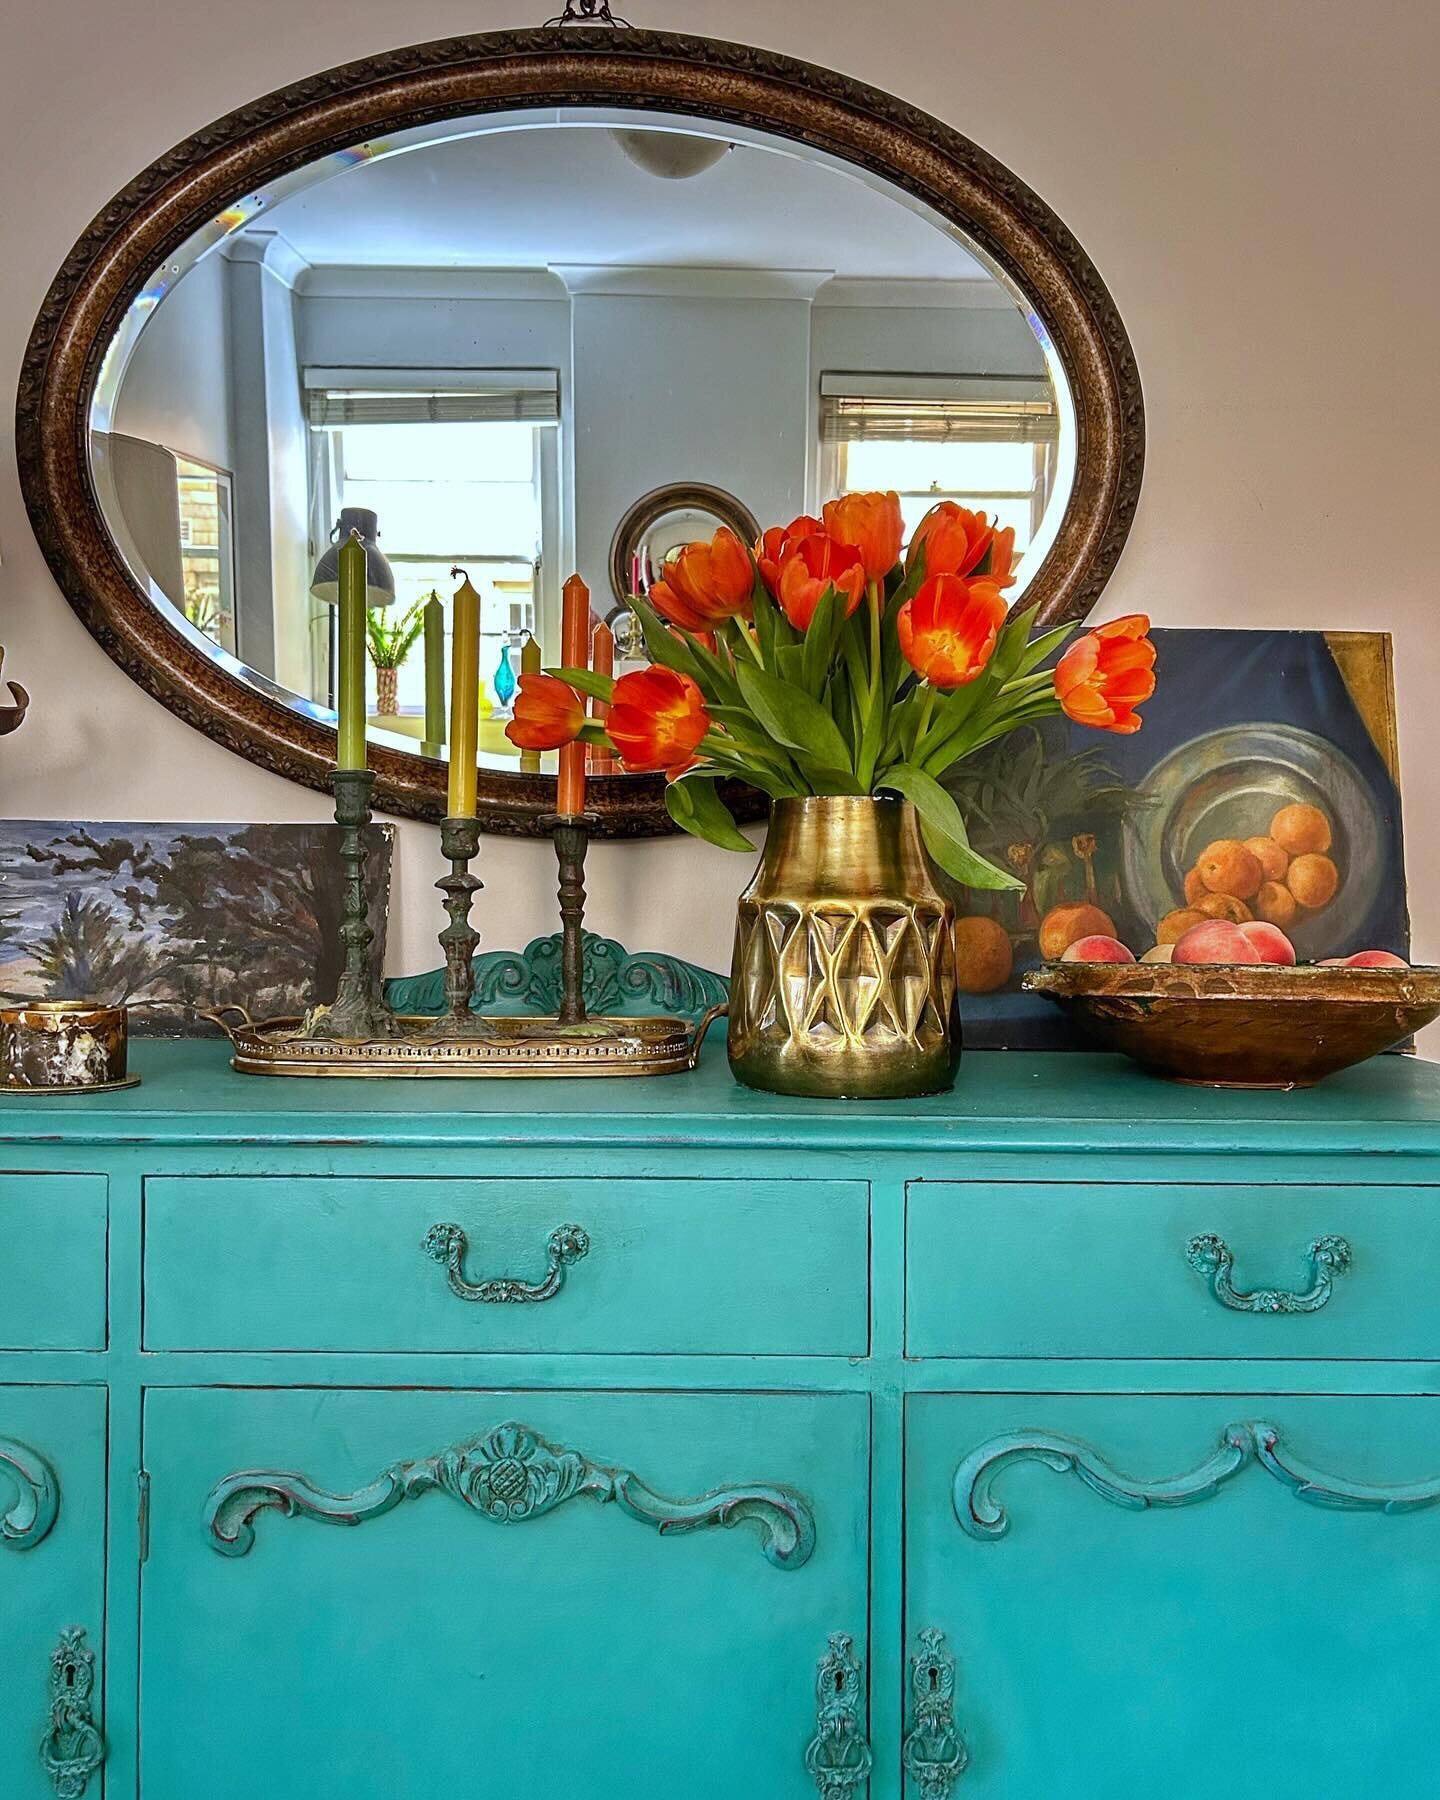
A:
2;0;1437;993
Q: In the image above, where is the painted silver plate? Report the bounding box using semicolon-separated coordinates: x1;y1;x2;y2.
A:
1122;722;1383;959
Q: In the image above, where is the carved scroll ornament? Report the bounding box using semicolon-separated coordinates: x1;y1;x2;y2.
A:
1;1436;60;1551
956;1422;1440;1540
206;1419;815;1568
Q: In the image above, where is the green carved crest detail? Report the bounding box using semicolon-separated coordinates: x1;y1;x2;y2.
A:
385;931;729;1021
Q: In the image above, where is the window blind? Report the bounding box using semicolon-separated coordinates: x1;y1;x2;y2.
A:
819;372;1058;445
303;367;560;428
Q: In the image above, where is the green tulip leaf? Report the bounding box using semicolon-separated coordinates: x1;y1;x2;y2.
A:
735;661;855;774
664;775;756;852
879;762;1023;890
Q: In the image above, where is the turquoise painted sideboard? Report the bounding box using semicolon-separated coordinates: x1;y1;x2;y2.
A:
5;1039;1440;1798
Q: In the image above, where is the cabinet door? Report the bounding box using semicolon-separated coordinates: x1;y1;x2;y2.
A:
1;1386;108;1797
906;1394;1440;1797
141;1387;870;1800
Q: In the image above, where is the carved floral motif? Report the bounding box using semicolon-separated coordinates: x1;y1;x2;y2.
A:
206;1419;815;1568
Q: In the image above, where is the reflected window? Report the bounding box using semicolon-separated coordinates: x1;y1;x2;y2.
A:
174;456;236;653
305;374;558;715
819;373;1059;564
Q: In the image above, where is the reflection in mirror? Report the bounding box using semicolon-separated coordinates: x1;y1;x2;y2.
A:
91;108;1074;779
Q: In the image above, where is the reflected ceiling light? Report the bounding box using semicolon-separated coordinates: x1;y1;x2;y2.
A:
310;507;395;607
611;130;732;179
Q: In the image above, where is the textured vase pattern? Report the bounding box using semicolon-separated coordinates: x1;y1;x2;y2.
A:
728;797;959;1098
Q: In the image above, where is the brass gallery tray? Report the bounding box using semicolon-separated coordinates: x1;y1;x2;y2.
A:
211;1007;726;1079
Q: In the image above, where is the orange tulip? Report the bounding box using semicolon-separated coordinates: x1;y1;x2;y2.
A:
822;491;905;583
649;527;754;633
505;672;587;751
1054;614;1156;735
896;574;1008;689
908;502;1018;588
605;666;711;778
755;515;824;597
775;534;868;631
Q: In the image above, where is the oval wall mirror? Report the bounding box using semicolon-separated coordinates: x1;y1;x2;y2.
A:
17;27;1143;835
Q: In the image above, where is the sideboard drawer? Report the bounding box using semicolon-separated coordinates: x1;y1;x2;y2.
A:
907;1181;1440;1359
0;1174;107;1349
144;1176;868;1354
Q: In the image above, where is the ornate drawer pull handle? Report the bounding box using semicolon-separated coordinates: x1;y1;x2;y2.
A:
205;1418;815;1569
903;1628;967;1796
421;1221;590;1302
2;1436;60;1551
1184;1232;1352;1313
805;1633;873;1799
40;1627;105;1797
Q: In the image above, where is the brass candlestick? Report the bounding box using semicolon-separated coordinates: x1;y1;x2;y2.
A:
306;768;394;1041
542;812;599;1026
427;816;487;1037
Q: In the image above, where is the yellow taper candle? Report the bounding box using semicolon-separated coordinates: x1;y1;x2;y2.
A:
335;531;367;770
447;569;481;816
422;591;445;755
519;631;542;774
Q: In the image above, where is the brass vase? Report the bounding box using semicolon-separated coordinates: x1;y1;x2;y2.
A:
728;796;960;1099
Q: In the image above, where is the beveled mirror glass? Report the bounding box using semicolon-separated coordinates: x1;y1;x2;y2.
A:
19;29;1142;834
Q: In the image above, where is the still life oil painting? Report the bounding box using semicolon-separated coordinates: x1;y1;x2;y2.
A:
0;821;392;1033
944;628;1409;1047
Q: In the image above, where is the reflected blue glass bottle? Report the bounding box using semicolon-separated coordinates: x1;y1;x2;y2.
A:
494;642;517;710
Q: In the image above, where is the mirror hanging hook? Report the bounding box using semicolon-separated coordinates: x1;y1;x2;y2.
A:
542;0;634;26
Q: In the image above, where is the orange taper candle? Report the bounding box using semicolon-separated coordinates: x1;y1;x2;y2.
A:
557;574;590;816
590;620;616;774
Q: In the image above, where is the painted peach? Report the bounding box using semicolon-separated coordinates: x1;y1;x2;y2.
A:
1183;867;1208;905
1238;921;1297;965
1344;950;1409;968
1195;839;1263;900
1288;852;1340;910
1193;892;1253;924
1038;902;1117;961
954;915;1014;994
1254;880;1298;929
1270;802;1332;856
1140;944;1176;963
1171;920;1262;965
1060;935;1136;963
1244;835;1291;882
1157;907;1209;945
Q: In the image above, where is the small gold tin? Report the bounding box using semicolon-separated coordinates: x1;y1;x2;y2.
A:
0;1002;139;1095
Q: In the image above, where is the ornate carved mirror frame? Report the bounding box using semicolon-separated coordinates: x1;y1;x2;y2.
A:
16;27;1144;836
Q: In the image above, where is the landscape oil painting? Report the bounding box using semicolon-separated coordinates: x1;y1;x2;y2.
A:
943;628;1410;1048
0;821;392;1033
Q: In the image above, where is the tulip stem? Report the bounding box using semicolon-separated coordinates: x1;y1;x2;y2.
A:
857;579;884;787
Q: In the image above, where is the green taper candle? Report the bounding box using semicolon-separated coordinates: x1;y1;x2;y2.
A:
336;531;367;770
422;591;445;754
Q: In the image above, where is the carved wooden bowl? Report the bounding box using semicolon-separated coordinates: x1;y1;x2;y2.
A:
1022;963;1440;1088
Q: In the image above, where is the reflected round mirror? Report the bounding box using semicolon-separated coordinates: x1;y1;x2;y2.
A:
19;30;1142;834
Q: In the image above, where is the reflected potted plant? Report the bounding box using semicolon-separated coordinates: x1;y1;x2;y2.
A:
366;599;426;725
508;494;1156;1097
